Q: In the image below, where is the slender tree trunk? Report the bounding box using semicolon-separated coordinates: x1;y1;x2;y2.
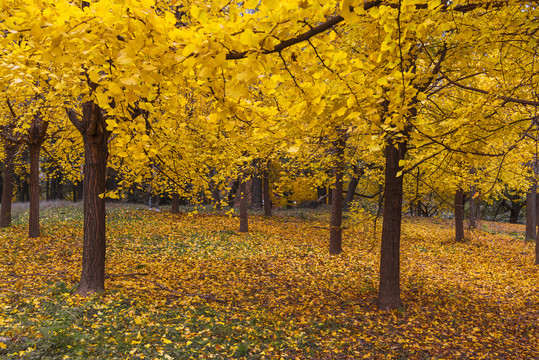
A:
0;143;17;228
454;187;465;242
263;168;272;217
171;193;180;214
535;230;539;265
329;135;345;254
28;144;41;238
343;176;359;211
252;171;263;209
377;138;407;310
239;180;248;233
469;186;478;229
317;187;327;204
526;184;536;241
68;102;109;295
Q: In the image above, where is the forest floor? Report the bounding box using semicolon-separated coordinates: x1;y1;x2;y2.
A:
0;203;537;359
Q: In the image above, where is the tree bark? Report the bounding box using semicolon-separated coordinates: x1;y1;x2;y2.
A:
27;114;48;238
28;143;41;237
526;184;536;241
469;184;479;229
68;102;109;295
329;135;345;255
454;187;465;242
171;193;180;214
535;230;539;265
252;171;263;209
343;176;359;211
377;138;407;310
263;167;272;217
239;180;248;232
0;143;18;228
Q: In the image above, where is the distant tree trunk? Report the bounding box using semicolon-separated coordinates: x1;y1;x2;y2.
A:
0;143;18;228
317;187;327;204
454;188;465;242
343;176;359;211
239;180;248;232
526;184;536;241
535;230;539;265
329;135;345;255
68;101;109;295
469;185;478;229
377;138;407;311
509;201;522;224
252;171;263;209
171;193;180;214
263;167;272;217
227;178;240;208
28;143;41;237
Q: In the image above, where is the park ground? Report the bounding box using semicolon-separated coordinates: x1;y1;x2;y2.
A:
0;202;537;359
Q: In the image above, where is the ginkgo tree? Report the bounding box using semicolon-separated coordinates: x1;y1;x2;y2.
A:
2;0;539;311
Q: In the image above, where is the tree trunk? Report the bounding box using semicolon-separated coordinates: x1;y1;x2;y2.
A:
317;187;327;204
535;233;539;265
263;168;272;217
68;102;109;295
329;135;345;255
0;143;18;228
252;171;263;209
469;186;478;229
28;143;41;238
343;176;359;211
171;193;180;214
239;180;248;232
377;138;407;310
526;184;536;241
454;187;464;242
509;203;521;224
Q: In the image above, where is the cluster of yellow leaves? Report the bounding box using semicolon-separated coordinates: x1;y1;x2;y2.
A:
0;204;536;358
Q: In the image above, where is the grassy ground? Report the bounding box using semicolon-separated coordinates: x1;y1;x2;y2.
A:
0;202;537;359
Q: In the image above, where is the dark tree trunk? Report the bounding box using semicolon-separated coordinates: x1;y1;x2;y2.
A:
263;168;272;217
171;193;180;214
377;138;407;311
329;135;345;255
28;144;41;238
454;188;465;242
27;114;48;238
0;143;18;228
526;184;536;241
535;231;539;265
239;180;248;233
68;102;109;295
252;171;263;209
227;178;240;208
317;187;327;204
509;203;522;224
343;176;359;212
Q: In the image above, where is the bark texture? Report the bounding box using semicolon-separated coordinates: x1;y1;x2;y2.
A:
239;180;248;233
68;102;109;295
377;138;407;310
329;135;345;255
343;175;359;211
27;114;48;238
28;144;41;237
252;170;263;209
454;188;465;242
263;168;272;217
526;185;536;241
0;142;18;228
171;193;180;214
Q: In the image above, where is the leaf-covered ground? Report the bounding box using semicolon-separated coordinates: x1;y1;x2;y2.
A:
0;203;537;359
